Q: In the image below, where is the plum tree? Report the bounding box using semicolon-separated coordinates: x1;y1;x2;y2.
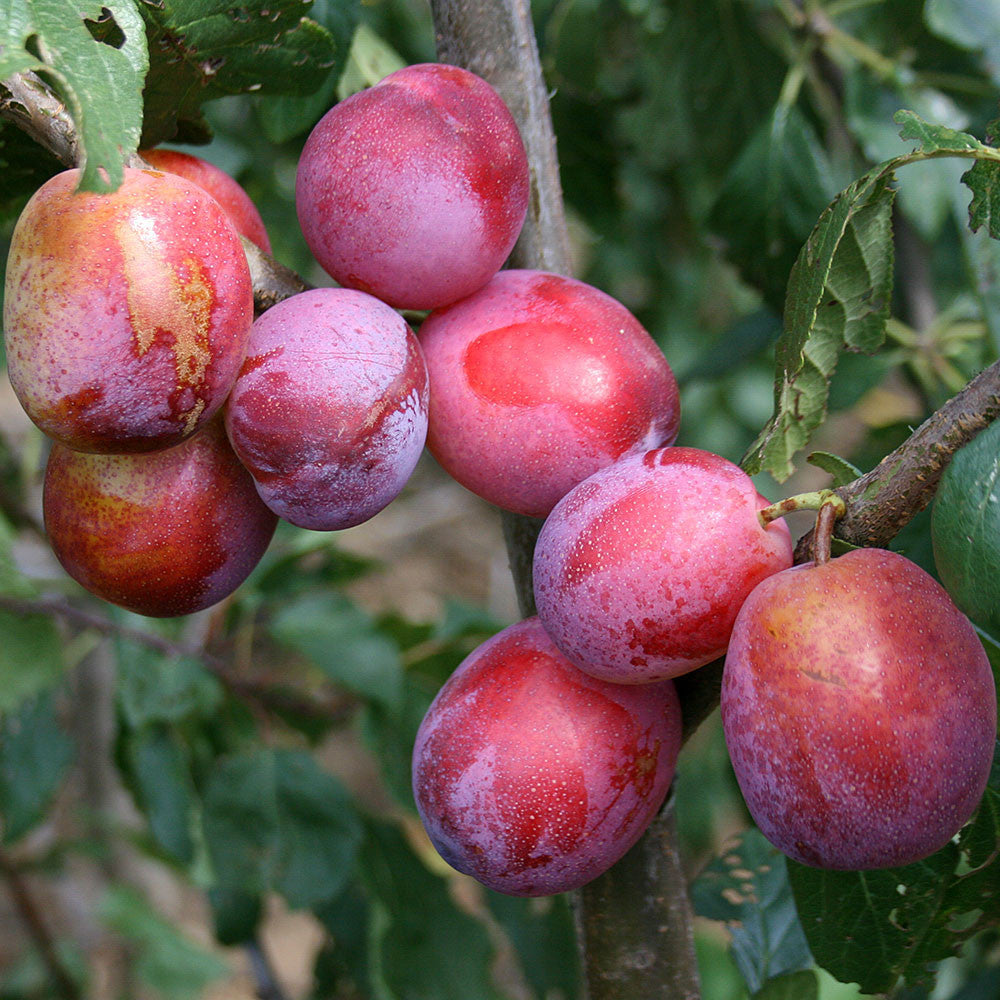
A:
418;269;680;517
224;287;429;530
412;616;682;896
533;447;793;682
139;148;272;253
43;419;277;617
3;167;253;454
296;62;529;310
721;547;997;870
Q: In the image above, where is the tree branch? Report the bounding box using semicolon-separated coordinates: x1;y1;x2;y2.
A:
794;357;1000;561
0;594;356;725
0;845;82;1000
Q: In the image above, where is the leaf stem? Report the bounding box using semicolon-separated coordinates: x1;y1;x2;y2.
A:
759;489;847;527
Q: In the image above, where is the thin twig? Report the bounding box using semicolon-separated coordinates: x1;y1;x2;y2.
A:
0;594;356;725
245;939;289;1000
0;845;82;1000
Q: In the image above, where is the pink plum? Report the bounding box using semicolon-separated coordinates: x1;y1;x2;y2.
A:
140;148;272;253
295;62;529;310
533;447;794;682
223;287;429;530
721;547;997;870
3;167;253;453
412;617;682;896
418;270;681;517
43;419;277;617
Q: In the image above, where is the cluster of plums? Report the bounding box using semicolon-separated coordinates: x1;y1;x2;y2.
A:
5;62;996;898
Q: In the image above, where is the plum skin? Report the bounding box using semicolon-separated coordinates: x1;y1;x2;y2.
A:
412;617;682;896
3;167;253;454
224;287;429;530
295;62;529;310
419;270;681;517
140;148;272;253
721;548;997;870
43;419;277;618
533;447;793;683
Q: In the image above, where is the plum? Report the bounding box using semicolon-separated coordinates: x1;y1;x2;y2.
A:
43;419;277;617
4;167;253;453
721;547;997;870
419;270;681;517
412;617;682;896
295;62;529;310
533;447;793;682
223;287;429;530
140;148;272;253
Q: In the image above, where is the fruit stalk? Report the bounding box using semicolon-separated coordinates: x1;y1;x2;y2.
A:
793;356;1000;562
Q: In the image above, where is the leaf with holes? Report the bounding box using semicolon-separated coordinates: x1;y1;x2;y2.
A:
692;828;813;993
789;746;1000;993
0;0;147;191
137;0;344;145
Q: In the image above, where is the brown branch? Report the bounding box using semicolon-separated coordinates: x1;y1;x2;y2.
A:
0;594;355;725
794;357;1000;562
0;845;82;1000
0;71;79;166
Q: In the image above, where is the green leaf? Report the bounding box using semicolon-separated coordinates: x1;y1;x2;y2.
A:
806;452;863;487
254;0;361;143
116;640;222;728
359;819;499;1000
742;164;896;481
138;0;342;145
99;885;227;999
895;110;987;153
125;725;196;863
789;752;1000;993
313;882;372;997
208;887;262;946
486;892;581;1000
270;592;403;710
753;969;819;1000
965;156;1000;241
711;105;840;309
0;692;74;844
1;0;148;191
931;418;1000;637
202;747;362;910
0;606;66;713
0;513;36;598
692;828;813;993
924;0;1000;84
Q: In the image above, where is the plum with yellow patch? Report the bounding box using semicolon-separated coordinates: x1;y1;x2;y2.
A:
533;447;793;683
4;167;253;453
43;419;277;617
140;148;272;253
721;548;997;870
411;617;682;896
223;287;429;530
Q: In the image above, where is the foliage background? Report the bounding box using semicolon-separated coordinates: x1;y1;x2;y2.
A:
0;0;999;997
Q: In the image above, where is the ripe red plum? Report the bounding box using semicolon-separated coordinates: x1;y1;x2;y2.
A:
419;270;681;517
43;420;277;617
3;167;253;453
412;617;682;896
533;447;793;682
224;288;429;530
141;148;272;253
721;547;997;870
295;62;529;310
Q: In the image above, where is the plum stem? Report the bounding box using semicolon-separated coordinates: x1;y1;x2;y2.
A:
758;488;847;528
